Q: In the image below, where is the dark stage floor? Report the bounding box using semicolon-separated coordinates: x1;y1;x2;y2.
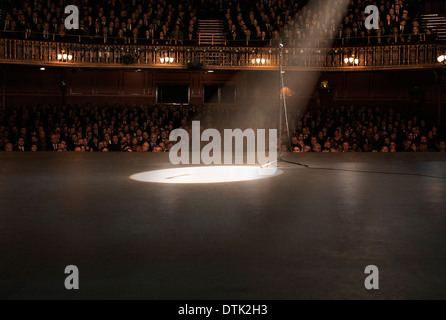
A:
1;153;446;299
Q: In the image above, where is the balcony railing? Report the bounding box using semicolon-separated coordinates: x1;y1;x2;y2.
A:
0;38;445;70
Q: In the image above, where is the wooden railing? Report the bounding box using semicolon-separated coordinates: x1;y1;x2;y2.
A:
0;38;445;70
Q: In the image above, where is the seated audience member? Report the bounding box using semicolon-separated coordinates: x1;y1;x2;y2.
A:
425;29;438;43
408;27;422;43
4;143;13;152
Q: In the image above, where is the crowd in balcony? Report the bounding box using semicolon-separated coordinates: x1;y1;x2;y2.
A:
0;0;200;45
225;0;438;46
0;0;439;47
0;103;444;153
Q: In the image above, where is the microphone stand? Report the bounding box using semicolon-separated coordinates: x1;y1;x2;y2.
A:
278;43;308;168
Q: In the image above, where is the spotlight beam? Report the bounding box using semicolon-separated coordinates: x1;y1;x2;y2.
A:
280;0;352;137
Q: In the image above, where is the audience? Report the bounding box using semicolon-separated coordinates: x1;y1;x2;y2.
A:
0;0;437;46
0;0;198;44
0;103;197;152
224;0;434;46
0;1;442;153
0;103;444;152
284;105;445;152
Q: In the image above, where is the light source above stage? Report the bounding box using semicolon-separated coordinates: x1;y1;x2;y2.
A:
130;166;283;184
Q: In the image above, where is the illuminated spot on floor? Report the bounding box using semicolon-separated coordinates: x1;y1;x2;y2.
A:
130;166;283;184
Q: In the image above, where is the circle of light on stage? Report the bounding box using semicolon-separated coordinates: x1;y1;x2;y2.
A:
130;166;283;184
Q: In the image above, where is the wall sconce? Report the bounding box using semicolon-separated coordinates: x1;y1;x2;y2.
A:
160;57;174;64
57;52;73;62
251;58;269;65
438;54;445;65
344;56;359;65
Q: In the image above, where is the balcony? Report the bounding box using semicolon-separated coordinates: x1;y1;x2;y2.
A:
0;38;445;71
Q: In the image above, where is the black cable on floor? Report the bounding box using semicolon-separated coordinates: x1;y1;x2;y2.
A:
306;166;446;180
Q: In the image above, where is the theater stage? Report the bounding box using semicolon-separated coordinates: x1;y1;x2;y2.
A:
1;153;446;299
